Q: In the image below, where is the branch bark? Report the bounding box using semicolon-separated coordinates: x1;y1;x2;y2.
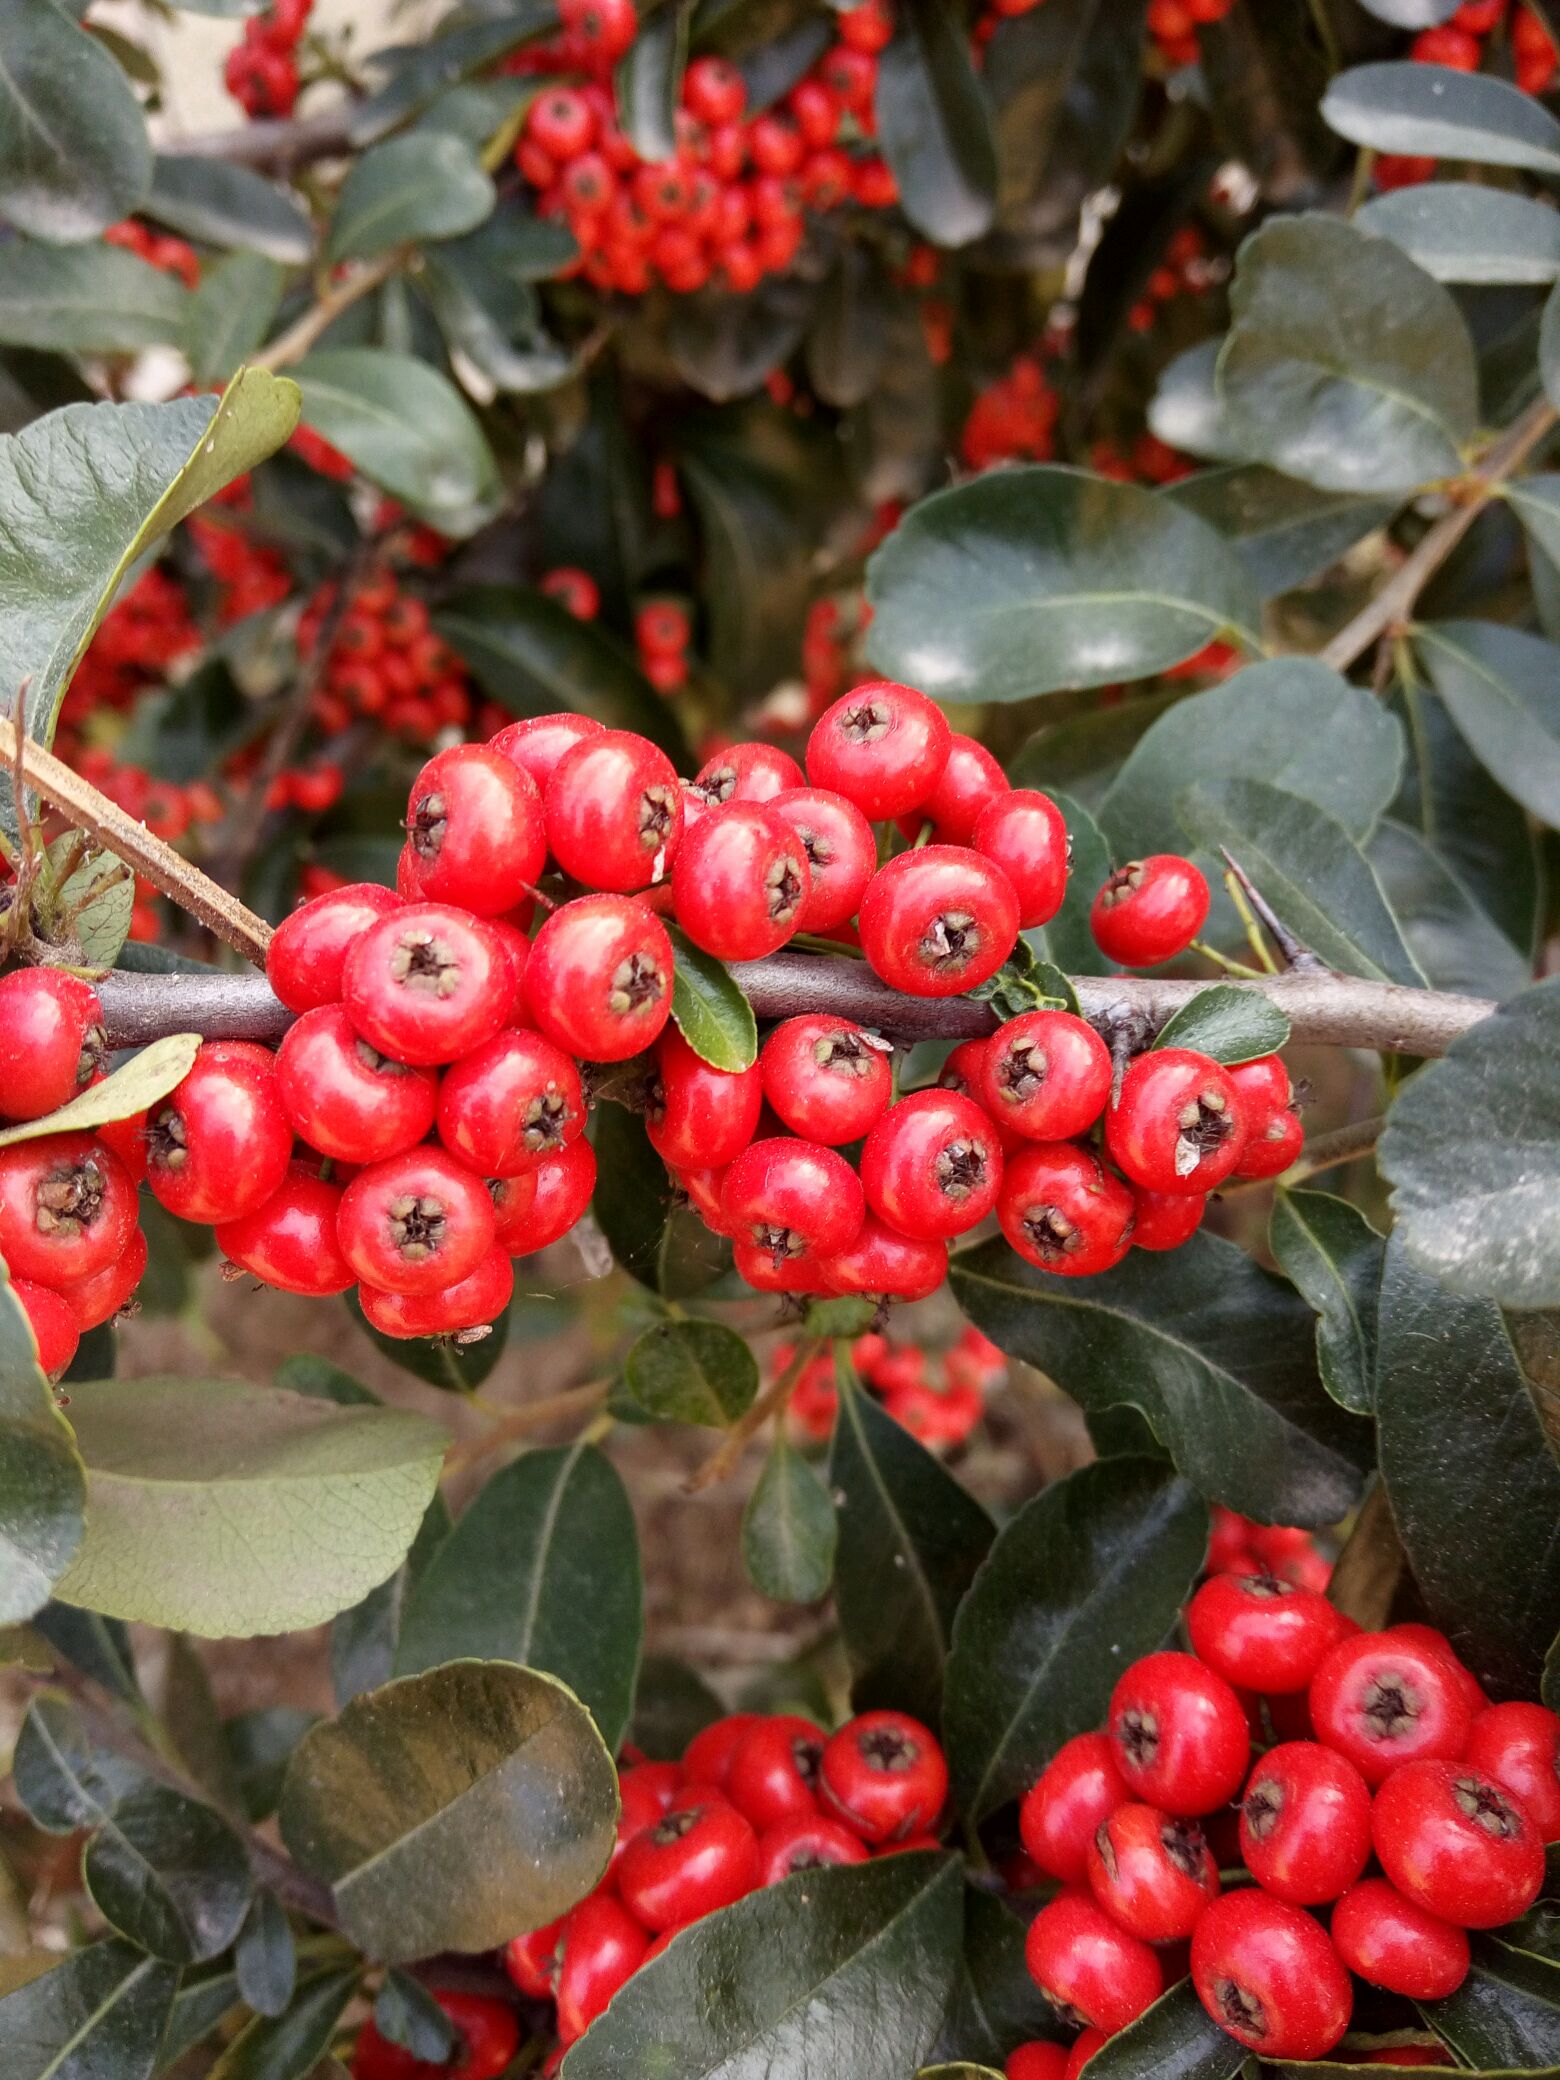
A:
157;105;357;171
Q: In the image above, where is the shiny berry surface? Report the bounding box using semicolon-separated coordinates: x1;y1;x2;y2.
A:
1330;1877;1470;2000
859;846;1020;998
1106;1049;1246;1195
526;895;674;1062
1091;854;1209;966
1238;1740;1372;1904
979;1010;1111;1142
1024;1892;1163;2034
806;680;952;819
1190;1890;1351;2060
1372;1758;1545;1928
859;1088;1003;1240
1108;1651;1250;1815
337;1146;496;1296
998;1142;1133;1276
343;904;510;1067
672;800;810;960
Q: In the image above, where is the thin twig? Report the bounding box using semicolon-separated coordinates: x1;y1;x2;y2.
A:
257;248;407;372
447;1380;611;1471
157;104;357;171
684;1340;821;1494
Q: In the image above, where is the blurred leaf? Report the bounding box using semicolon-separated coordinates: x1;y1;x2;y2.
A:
84;1782;253;1964
13;1692;142;1833
420;244;578;397
1420;1936;1560;2068
1367;818;1531;1000
626;1318;758;1427
234;1893;296;2020
1359;184;1560;286
1165;468;1397;599
945;1457;1207;1824
292;348;501;536
807;244;892;409
29;1604;137;1701
279;1661;617;1962
1198;4;1333;206
1148;341;1247;464
1150;986;1291;1065
630;1654;724;1761
742;1432;836;1603
158;1963;243;2071
349;7;558;143
224;1706;321;1823
373;1972;453;2064
0;0;151;242
208;1967;357;2080
0;241;186;353
934;1888;1057;2066
0;1268;86;1625
147;154;314;264
1269;1190;1384;1417
326;133;494;265
1353;0;1458;20
1080;1979;1244;2080
0;1034;198;1149
591;1105;730;1296
876;0;997;247
617;0;690;161
1322;61;1560;174
0;1939;178;2080
1415;620;1560;830
951;1232;1369;1525
666;275;818;403
186;254;286;387
668;922;759;1069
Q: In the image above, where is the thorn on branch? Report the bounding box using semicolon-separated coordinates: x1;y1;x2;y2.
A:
1220;848;1327;975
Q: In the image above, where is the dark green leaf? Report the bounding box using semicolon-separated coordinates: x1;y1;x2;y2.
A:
326;134;494;264
1164;468;1398;599
329;1488;452;1705
1217;214;1477;494
625;1319;758;1427
83;1782;253;1964
934;1887;1056;2067
807;245;892;408
291;349;500;536
559;1853;964;2080
830;1375;994;1723
951;1231;1368;1526
1269;1190;1384;1417
0;1268;86;1625
679;433;818;695
1415;619;1560;830
395;1443;642;1754
348;8;557;143
1420;1936;1560;2068
279;1661;617;1962
0;239;185;356
0;1939;178;2080
208;1968;357;2080
616;1;690;161
1367;818;1531;1001
1147;341;1246;464
945;1457;1207;1824
591;1105;731;1296
147;154;313;264
630;1655;724;1761
234;1893;295;2020
12;1692;142;1834
29;1605;137;1702
185;253;285;388
876;0;997;246
1079;1979;1245;2080
742;1433;836;1604
373;1972;453;2065
665;274;818;403
224;1708;321;1824
1150;986;1290;1065
0;0;152;242
159;1964;243;2071
420;245;578;397
1322;62;1560;174
866;465;1260;703
1359;184;1560;286
668;923;759;1070
1376;1237;1560;1698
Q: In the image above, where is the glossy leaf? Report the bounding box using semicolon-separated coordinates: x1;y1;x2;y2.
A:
876;0;998;247
394;1443;643;1754
291;349;501;537
0;241;186;354
1269;1190;1385;1417
159;1964;244;2072
348;8;557;143
1147;341;1246;464
185;254;285;388
0;0;152;242
1420;1936;1560;2068
53;1376;446;1638
830;1375;994;1724
278;1661;618;1962
625;1318;758;1427
0;1939;178;2080
234;1892;296;2020
1080;1979;1244;2080
0;1035;199;1150
865;465;1260;703
1415;620;1560;830
84;1782;253;1965
1165;467;1396;600
1150;986;1290;1065
146;154;313;264
560;1852;964;2080
420;239;579;397
742;1432;837;1604
616;0;689;162
208;1968;358;2080
951;1232;1368;1526
12;1692;142;1834
1217;214;1477;495
1322;62;1560;174
934;1887;1056;2067
1359;184;1560;285
590;1106;730;1297
1367;817;1530;1002
372;1972;454;2065
944;1457;1207;1824
0;1269;86;1625
325;133;494;264
668;923;759;1070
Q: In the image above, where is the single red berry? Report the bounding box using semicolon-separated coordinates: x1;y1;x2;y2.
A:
755;1812;869;1883
611;1760;682;1874
897;732;1008;845
767;786;877;933
646;1025;763;1171
1232;1106;1303;1180
859;846;1020;998
1386;1622;1488;1717
525;894;674;1062
683;1712;765;1792
360;1250;515;1340
1224;1052;1290;1114
818;1710;948;1844
526;85;597;159
806;681;952;820
1330;1877;1470;2000
555;1891;648;2044
216;1162;353;1296
979;1011;1111;1143
405;746;545;915
11;1277;79;1376
1019;1732;1128;1884
720;1136;864;1271
1190;1891;1351;2060
617;1792;759;1931
1308;1629;1476;1787
337;1146;496;1296
789;78;841;148
858;1088;1003;1240
1464;1701;1560;1842
489;711;606;792
760;1016;893;1145
545;730;683;892
969;790;1070;930
1187;1572;1342;1694
540;566;601;620
837;0;894;51
147;1042;293;1225
1411;23;1481;65
1373;1757;1545;1928
1105;1049;1246;1195
276;1005;439;1164
55;1226;148;1333
491;1138;596;1255
693;742;804;808
672;801;810;960
351;1991;518;2080
1108;1651;1250;1815
1129;1186;1205;1252
0;970;106;1120
998;1142;1134;1277
343;904;510;1068
1086;1802;1219;1943
727;1715;825;1831
1006;2046;1068;2080
436;1029;584;1178
683;53;747;124
819;1212;947;1301
1238;1740;1372;1904
1024;1892;1163;2034
1091;855;1209;967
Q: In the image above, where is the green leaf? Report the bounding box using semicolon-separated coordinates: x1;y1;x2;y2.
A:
0;1267;86;1625
876;0;997;246
326;133;494;265
84;1782;253;1964
159;1964;243;2071
664;275;818;405
742;1432;837;1604
625;1319;758;1427
224;1706;321;1824
208;1968;357;2080
47;835;134;970
394;1443;643;1754
1358;183;1560;286
679;434;820;695
13;1692;142;1833
1079;1978;1245;2080
0;1035;199;1150
291;349;501;537
372;1972;453;2065
807;245;892;409
147;154;313;264
1322;61;1560;175
1148;341;1246;464
0;1939;178;2080
1269;1190;1384;1417
559;1852;964;2080
830;1375;995;1724
0;0;152;242
1217;214;1477;495
1376;1237;1560;1698
1420;1936;1560;2068
278;1661;618;1963
866;465;1260;703
420;238;579;398
667;923;759;1070
0;240;186;354
185;253;285;389
234;1892;296;2020
945;1457;1207;1825
590;1106;729;1297
1368;817;1531;1002
1176;777;1424;986
934;1887;1056;2067
348;7;558;144
1164;467;1397;599
951;1231;1368;1526
53;1376;446;1638
1150;986;1289;1065
616;0;690;162
630;1654;723;1761
1414;620;1560;830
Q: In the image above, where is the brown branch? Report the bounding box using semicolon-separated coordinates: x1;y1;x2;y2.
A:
447;1381;611;1471
257;248;407;371
157;104;357;171
683;1340;821;1495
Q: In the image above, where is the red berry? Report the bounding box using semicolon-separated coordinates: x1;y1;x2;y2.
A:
818;1710;948;1844
1411;23;1481;65
343;904;510;1068
672;801;810;960
898;732;1008;845
998;1142;1133;1277
1187;1571;1342;1694
276;1005;438;1163
1232;1106;1303;1180
525;894;674;1062
1108;1651;1250;1815
11;1277;79;1375
489;711;606;792
147;1042;293;1224
616;1792;759;1931
1238;1740;1372;1904
361;1254;516;1344
859;1088;1003;1240
1330;1877;1470;2000
1024;1892;1163;2034
555;1892;648;2044
1190;1891;1351;2060
755;1812;869;1883
351;1992;518;2080
546;730;683;892
837;0;894;51
527;86;597;159
646;1025;762;1171
337;1146;496;1296
720;1136;864;1268
492;1138;596;1254
1387;1622;1488;1717
1006;2047;1068;2080
806;681;952;820
727;1715;824;1831
216;1162;353;1296
819;1212;947;1301
1086;1802;1219;1942
971;789;1070;930
1105;1049;1246;1195
693;742;803;808
859;846;1020;998
980;1011;1111;1142
767;786;877;932
0;970;106;1120
1308;1629;1475;1787
683;53;746;124
1464;1701;1560;1842
1020;1732;1128;1883
54;1226;148;1332
436;1029;584;1178
761;1016;892;1145
406;746;545;914
1063;2033;1105;2080
540;567;601;620
683;1712;765;1791
1372;1758;1545;1929
1129;1186;1205;1252
1091;855;1209;967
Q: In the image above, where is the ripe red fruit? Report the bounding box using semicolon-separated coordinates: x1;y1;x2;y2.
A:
337;1146;496;1296
767;787;877;932
1129;1186;1205;1252
344;904;510;1068
672;801;810;960
361;1248;515;1341
1006;2046;1068;2080
720;1136;864;1270
55;1225;148;1332
266;883;403;1013
693;742;804;808
818;1711;948;1844
1238;1741;1372;1904
806;681;952;819
616;1793;759;1931
554;1892;648;2044
646;1026;762;1171
683;1712;765;1792
1108;1651;1250;1815
12;1278;79;1375
545;729;683;892
492;1138;597;1255
858;846;1020;998
1105;1049;1246;1195
1063;2031;1106;2080
0;970;106;1120
216;1163;354;1296
436;1029;584;1178
1464;1701;1560;1841
489;711;606;792
276;1005;439;1164
1387;1622;1487;1717
1372;1758;1545;1929
525;895;674;1062
760;1016;892;1145
1020;1732;1128;1883
727;1715;824;1830
405;745;545;914
819;1212;947;1301
980;1011;1112;1142
1186;1571;1342;1694
1091;855;1210;967
1330;1878;1471;2000
526;85;596;158
898;732;1008;844
998;1142;1133;1277
1308;1629;1475;1787
1190;1891;1351;2060
859;1088;1003;1240
1229;1058;1304;1180
972;788;1070;929
682;53;746;124
351;1992;518;2080
1024;1892;1164;2034
147;1043;293;1225
1087;1803;1218;1942
755;1812;869;1883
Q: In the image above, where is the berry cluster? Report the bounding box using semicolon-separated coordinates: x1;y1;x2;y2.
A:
224;0;313;119
781;1323;1007;1446
1124;224;1220;338
297;567;481;743
1011;1595;1555;2074
1378;4;1556;189
961;355;1061;471
634;598;693;693
1146;0;1236;69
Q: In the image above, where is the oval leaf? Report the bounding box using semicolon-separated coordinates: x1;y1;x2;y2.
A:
209;1967;358;2080
0;1940;178;2080
742;1432;837;1605
1420;1936;1560;2069
0;240;186;355
1150;986;1290;1065
625;1319;758;1427
1414;620;1560;831
1322;61;1560;174
0;1034;200;1151
615;1;689;162
147;154;314;264
876;0;998;247
83;1783;253;1965
1358;184;1560;285
186;252;285;389
0;0;153;241
291;349;501;538
1165;467;1398;601
0;1269;86;1626
1269;1190;1385;1417
326;133;494;264
668;923;758;1070
278;1661;618;1962
234;1892;297;2021
1079;1978;1245;2080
